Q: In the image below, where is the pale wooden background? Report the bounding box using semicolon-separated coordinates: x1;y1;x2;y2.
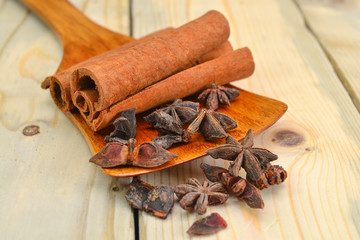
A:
1;0;360;239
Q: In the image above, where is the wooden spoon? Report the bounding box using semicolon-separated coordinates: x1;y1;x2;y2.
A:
20;0;287;178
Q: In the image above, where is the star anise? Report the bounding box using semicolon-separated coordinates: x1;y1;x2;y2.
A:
198;84;240;110
187;212;227;235
105;108;136;143
125;178;175;219
144;99;199;133
125;177;154;210
206;129;285;189
91;108;178;168
174;178;229;215
184;109;237;141
200;163;264;208
248;163;287;189
151;108;237;149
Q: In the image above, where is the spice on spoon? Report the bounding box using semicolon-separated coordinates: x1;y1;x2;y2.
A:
198;83;240;110
90;108;178;168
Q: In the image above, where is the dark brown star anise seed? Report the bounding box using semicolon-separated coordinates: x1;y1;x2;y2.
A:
198;83;240;110
187;212;227;235
144;99;199;134
125;177;154;210
206;129;285;189
174;178;229;215
200;163;264;209
184;109;237;141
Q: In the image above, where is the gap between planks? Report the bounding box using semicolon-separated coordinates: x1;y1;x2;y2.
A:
292;0;360;113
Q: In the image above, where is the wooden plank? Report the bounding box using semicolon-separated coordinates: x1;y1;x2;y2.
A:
133;0;360;239
296;0;360;111
0;0;134;239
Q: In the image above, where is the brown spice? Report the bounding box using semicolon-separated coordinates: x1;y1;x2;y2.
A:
83;46;254;131
174;178;229;215
89;139;177;168
187;212;227;235
90;109;177;168
200;163;264;209
206;129;287;189
144;99;199;129
143;185;175;219
125;177;154;210
71;10;230;114
184;109;237;141
198;83;240;110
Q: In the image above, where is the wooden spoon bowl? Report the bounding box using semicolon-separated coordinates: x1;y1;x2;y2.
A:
20;0;287;177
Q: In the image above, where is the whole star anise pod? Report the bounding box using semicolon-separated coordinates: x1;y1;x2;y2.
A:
144;99;199;133
174;178;229;215
91;108;178;168
184;109;237;141
151;108;237;149
200;163;264;208
198;83;240;110
206;129;285;189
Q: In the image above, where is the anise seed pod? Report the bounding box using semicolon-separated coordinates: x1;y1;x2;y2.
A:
90;139;178;168
198;84;240;110
185;109;237;141
125;177;154;210
187;212;227;235
143;185;175;219
200;163;264;209
105;108;136;143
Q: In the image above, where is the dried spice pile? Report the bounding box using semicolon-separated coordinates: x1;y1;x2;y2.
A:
91;84;288;236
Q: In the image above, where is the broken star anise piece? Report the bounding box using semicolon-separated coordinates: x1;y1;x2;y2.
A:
143;185;175;219
206;129;280;189
105;108;136;144
200;163;264;209
187;212;227;235
90;138;178;168
144;110;183;135
198;83;240;110
152;134;184;149
174;178;229;215
125;177;154;210
247;163;287;189
184;109;237;141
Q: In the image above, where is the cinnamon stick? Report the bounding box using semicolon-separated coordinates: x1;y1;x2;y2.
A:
45;27;175;112
46;29;232;112
70;10;230;114
87;47;254;131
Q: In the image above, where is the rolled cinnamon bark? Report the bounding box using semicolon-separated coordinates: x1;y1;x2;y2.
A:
45;27;175;112
71;10;230;113
88;47;254;131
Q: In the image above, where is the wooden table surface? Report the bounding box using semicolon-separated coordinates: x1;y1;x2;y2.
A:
1;0;360;239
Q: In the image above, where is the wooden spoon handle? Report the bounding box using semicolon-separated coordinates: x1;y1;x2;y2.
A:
20;0;133;71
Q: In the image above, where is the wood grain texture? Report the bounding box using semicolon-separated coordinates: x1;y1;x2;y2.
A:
1;0;360;239
295;0;360;112
132;0;360;239
0;0;134;239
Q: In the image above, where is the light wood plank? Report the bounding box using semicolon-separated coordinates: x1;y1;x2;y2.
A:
0;0;134;239
133;0;360;239
296;0;360;111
